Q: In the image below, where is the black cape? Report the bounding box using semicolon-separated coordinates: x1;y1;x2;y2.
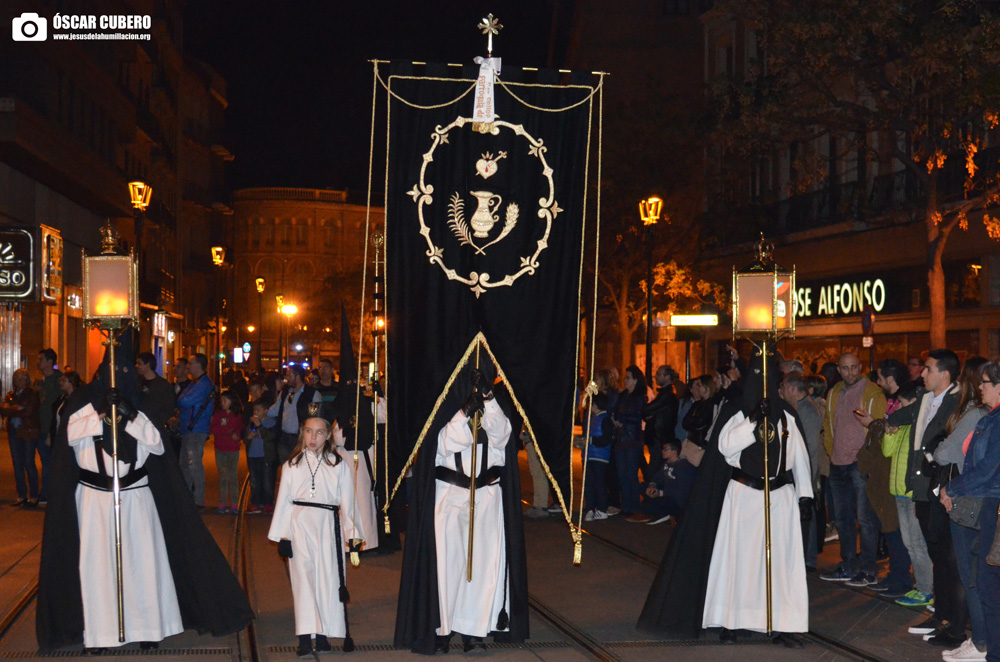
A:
393;383;528;654
36;386;254;652
636;396;737;638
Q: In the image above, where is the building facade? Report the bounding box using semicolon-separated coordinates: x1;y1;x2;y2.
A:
228;187;384;371
0;0;231;387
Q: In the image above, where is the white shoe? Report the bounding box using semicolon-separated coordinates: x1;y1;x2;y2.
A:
584;510;595;522
943;639;987;662
591;510;608;520
647;514;672;525
606;506;621;516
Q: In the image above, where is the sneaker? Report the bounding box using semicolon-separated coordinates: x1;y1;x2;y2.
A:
230;503;240;513
546;506;563;515
897;590;934;608
584;510;595;522
626;513;651;523
590;510;608;521
869;579;891;592
908;616;940;634
246;505;262;514
216;504;229;514
845;572;877;587
314;635;332;654
883;585;912;599
606;506;622;515
820;567;856;582
647;515;672;525
943;639;987;662
525;506;548;519
263;504;274;514
925;630;964;647
824;524;840;542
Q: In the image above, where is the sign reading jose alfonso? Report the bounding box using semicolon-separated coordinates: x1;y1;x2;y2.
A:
0;227;35;300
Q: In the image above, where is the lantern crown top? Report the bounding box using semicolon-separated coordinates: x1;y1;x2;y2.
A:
99;219;120;255
740;233;787;273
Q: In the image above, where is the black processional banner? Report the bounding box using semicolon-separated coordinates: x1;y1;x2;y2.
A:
385;62;595;498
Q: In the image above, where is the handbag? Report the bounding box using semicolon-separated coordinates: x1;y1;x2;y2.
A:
15;422;38;440
987;504;1000;566
948;496;983;529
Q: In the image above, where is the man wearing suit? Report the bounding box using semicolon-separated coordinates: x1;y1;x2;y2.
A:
887;349;964;646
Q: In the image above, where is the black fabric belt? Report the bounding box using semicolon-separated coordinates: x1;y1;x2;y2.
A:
292;500;340;512
731;467;794;491
79;467;148;491
435;465;502;490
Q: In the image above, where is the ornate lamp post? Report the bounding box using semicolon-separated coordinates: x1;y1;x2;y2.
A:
280;302;298;366
211;247;227;382
732;235;796;635
639;196;662;380
82;220;140;643
255;277;265;371
128;181;152;245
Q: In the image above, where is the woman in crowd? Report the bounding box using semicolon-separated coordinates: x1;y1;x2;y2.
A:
940;359;999;662
682;375;719;449
53;371;82;436
612;366;647;519
2;369;42;506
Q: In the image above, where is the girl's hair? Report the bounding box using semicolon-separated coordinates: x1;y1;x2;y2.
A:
947;356;988;433
219;389;243;416
805;374;827;399
596;367;619;393
696;374;718;399
289;418;341;467
61;370;82;390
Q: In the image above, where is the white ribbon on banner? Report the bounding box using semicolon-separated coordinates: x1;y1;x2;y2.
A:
472;56;501;123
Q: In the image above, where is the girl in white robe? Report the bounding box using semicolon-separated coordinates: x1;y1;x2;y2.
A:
68;403;183;649
268;414;363;657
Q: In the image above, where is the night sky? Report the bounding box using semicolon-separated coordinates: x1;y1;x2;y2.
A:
183;1;566;192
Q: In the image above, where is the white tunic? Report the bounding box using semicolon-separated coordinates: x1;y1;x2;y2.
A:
434;399;512;638
268;451;362;637
702;411;813;633
337;446;379;552
68;404;183;648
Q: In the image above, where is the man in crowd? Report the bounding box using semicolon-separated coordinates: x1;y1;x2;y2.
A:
36;348;61;504
267;365;322;466
820;352;886;586
176;354;214;508
173;357;190;396
907;356;925;386
642;365;679;479
316;358;339;421
780;373;823;570
136;352;177;452
888;349;965;645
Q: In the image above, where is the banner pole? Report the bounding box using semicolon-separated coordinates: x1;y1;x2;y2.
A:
466;342;481;582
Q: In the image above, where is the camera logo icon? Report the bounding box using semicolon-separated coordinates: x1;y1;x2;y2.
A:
12;13;47;41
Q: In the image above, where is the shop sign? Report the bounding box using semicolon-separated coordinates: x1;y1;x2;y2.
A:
0;228;34;300
796;278;887;319
40;225;63;303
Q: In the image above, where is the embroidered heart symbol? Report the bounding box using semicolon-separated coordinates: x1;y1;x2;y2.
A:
476;158;498;179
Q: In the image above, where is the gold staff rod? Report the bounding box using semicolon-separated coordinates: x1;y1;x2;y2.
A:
107;329;126;642
466;343;482;582
760;338;773;635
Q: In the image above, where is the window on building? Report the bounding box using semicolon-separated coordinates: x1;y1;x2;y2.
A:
281;222;291;246
296;220;307;245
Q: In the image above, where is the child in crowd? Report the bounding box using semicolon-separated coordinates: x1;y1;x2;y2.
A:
584;393;614;521
245;398;277;514
268;405;364;658
210;390;244;513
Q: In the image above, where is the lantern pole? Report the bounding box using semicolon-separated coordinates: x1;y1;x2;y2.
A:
467;341;482;582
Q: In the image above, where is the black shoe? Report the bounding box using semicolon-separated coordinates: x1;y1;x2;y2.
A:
720;629;738;644
435;634;452;654
925;631;965;647
461;636;486;654
297;635;313;658
11;498;27;507
84;648;107;656
314;635;331;654
771;633;804;649
139;642;159;650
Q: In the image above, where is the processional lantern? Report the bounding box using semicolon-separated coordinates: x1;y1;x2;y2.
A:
731;234;795;636
82;219;140;643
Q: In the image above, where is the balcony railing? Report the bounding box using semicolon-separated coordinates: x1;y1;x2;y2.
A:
233;188;349;203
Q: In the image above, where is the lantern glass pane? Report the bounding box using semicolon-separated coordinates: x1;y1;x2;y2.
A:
736;273;775;332
775;271;794;330
85;258;132;318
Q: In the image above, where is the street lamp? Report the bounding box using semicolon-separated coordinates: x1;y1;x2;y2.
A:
255;277;265;371
280;302;298;366
639;196;663;381
129;181;152;246
82;219;139;643
210;247;228;382
731;235;795;636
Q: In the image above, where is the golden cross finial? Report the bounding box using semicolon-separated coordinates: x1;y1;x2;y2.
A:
478;13;502;57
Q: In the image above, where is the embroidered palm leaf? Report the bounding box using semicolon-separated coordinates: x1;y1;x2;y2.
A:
448;193;474;247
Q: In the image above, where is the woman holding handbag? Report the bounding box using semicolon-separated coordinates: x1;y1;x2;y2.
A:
941;360;1000;662
1;369;42;506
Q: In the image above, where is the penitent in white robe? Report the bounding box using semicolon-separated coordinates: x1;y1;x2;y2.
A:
435;399;512;638
702;411;813;633
68;404;183;648
268;451;362;637
337;446;378;552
